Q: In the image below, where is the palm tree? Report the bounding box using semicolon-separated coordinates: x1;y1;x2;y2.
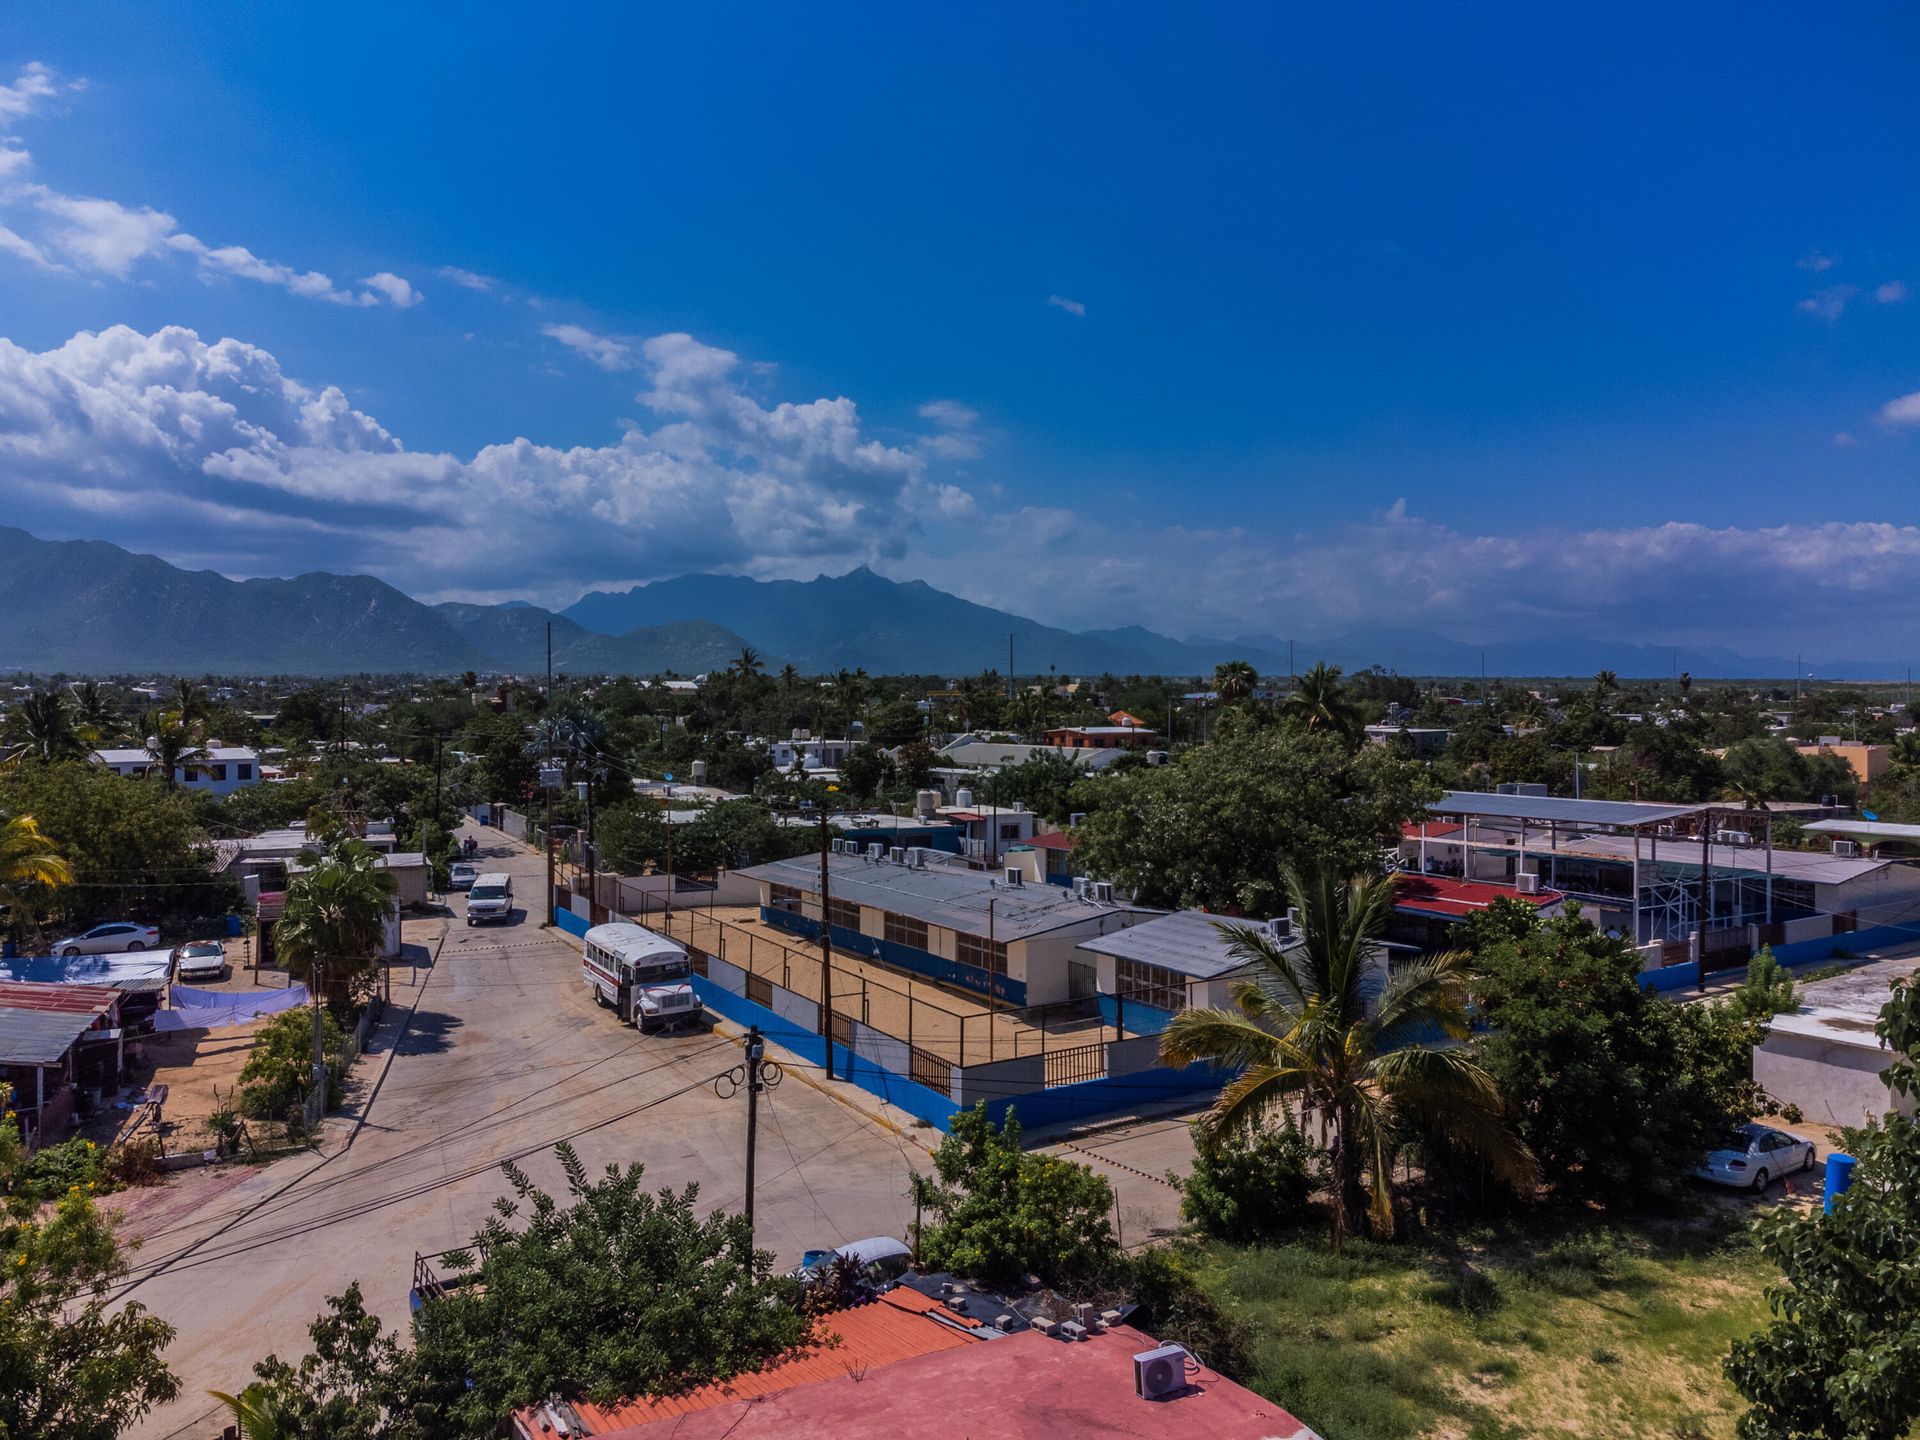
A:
1591;670;1620;707
1283;662;1367;742
275;838;398;996
732;646;764;684
208;1385;287;1439
0;813;73;947
1891;730;1920;772
173;677;208;723
145;710;211;794
778;663;801;723
1213;659;1258;705
70;681;121;745
1;689;87;765
1160;864;1535;1248
1509;693;1549;730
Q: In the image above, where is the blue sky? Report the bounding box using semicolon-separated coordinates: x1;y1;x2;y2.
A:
1;5;1917;657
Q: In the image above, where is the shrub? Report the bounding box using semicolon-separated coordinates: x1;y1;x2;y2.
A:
1729;947;1796;1021
20;1135;108;1204
239;1008;346;1122
1116;1246;1252;1378
1178;1121;1323;1241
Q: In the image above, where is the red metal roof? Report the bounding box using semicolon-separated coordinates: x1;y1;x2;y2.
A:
513;1289;982;1437
1400;821;1465;840
1026;832;1077;851
0;981;121;1016
1393;873;1561;919
591;1323;1312;1440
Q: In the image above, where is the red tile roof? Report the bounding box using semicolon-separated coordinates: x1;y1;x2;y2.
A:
593;1323;1312;1440
1400;820;1465;840
1393;873;1561;919
512;1289;983;1437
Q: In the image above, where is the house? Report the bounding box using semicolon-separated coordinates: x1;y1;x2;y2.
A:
1388;873;1564;950
1363;723;1450;758
739;848;1150;1006
1018;830;1079;886
510;1287;1310;1440
1076;909;1289;1032
1754;958;1920;1126
1794;740;1890;789
764;729;860;771
1041;724;1155;751
935;803;1036;861
0;982;126;1149
92;744;261;797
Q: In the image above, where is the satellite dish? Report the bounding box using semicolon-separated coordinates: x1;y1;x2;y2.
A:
1863;809;1880;822
664;773;674;782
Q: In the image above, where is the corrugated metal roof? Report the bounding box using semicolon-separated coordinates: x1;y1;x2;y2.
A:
519;1289;982;1435
1432;791;1707;827
737;853;1149;942
0;982;120;1066
1077;909;1280;979
1558;832;1893;884
1803;820;1920;841
1394;874;1562;919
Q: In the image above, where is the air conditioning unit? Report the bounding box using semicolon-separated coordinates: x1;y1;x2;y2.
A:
1003;866;1023;885
1074;877;1092;898
1833;839;1859;858
1068;812;1087;827
1134;1343;1189;1399
1094;881;1115;903
1515;872;1541;896
1286;906;1303;933
1656;824;1676;838
889;847;906;865
1266;914;1291;941
1716;829;1750;847
868;843;885;860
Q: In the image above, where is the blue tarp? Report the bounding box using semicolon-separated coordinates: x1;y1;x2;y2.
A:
151;984;309;1032
0;951;173;987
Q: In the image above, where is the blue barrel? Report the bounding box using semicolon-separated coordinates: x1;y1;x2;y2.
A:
1823;1153;1857;1213
226;913;243;937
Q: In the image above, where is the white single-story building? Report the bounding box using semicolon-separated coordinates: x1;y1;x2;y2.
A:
1755;959;1920;1127
93;745;262;797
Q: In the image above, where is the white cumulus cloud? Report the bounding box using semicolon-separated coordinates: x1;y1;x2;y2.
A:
1877;281;1909;304
542;323;634;370
1047;293;1087;317
1882;391;1920;428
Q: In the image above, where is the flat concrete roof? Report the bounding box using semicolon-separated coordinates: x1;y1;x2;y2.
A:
1804;820;1920;841
1077;909;1277;979
1768;957;1919;1050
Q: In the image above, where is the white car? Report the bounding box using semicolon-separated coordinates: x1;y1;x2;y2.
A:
448;862;479;891
54;922;160;957
172;940;227;982
1694;1123;1817;1190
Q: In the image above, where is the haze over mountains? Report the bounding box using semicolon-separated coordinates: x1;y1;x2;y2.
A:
0;527;1888;680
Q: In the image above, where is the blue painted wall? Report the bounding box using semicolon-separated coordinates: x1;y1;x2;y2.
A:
761;907;1028;1006
1639;961;1700;992
689;974;961;1129
976;1061;1226;1131
1096;994;1176;1034
1769;924;1920;967
554;908;589;938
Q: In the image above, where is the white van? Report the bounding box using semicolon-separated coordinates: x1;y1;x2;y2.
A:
582;922;700;1030
465;873;514;925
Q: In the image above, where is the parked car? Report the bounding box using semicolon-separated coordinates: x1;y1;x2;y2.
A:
789;1236;914;1290
448;861;479;891
172;940;227;982
52;922;160;957
465;874;514;926
1694;1123;1817;1190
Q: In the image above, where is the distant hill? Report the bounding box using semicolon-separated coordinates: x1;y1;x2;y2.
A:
432;603;751;675
561;567;1229;676
0;527;1896;679
0;527;488;675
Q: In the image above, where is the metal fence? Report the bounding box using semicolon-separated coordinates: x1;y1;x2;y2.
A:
297;996;385;1133
646;904;1169;1082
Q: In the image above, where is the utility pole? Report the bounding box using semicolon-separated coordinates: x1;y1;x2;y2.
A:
545;621;556;928
1695;807;1712;995
817;799;835;1081
1007;633;1015;702
987;897;998;1062
743;1026;764;1239
309;954;326;1092
579;775;597;918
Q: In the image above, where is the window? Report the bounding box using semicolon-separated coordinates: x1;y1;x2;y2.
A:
884;912;928;950
956;931;1008;977
1115;957;1187;1013
1000;823;1022;841
209;764;227;781
826;898;861;932
237;763;253;780
769;883;802;913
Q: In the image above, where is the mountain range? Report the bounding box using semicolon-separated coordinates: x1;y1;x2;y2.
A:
0;527;1894;680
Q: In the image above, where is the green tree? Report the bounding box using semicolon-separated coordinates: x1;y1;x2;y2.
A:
239;1007;348;1120
838;743;896;802
1162;865;1534;1246
910;1104;1118;1287
1726;976;1920;1440
1469;903;1763;1207
1177;1120;1323;1242
1728;946;1797;1021
1;689;87;765
144;709;212;794
0;1082;180;1438
216;1283;422;1440
0;811;72;946
978;751;1086;823
1071;726;1434;914
1283;662;1367;742
409;1143;807;1436
70;682;121;746
1212;659;1258;705
275;838;398;997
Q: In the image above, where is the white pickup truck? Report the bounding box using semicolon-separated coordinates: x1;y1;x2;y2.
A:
582;922;703;1032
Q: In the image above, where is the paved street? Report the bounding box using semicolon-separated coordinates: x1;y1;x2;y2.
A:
119;823;931;1439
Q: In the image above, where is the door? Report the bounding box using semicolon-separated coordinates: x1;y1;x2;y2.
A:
1067;960;1097;1001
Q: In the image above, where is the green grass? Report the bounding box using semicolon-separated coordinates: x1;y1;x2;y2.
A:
1189;1212;1776;1440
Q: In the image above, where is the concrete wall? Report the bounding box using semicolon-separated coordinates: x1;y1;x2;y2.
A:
1755;1027;1914;1128
952;1053;1046;1105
